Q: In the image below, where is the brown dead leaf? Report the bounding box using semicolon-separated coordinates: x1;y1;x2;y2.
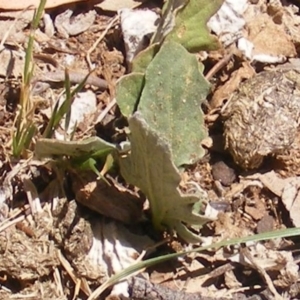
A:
224;269;242;289
0;0;93;10
71;172;144;224
246;12;296;58
210;62;255;109
267;0;300;46
281;181;300;227
0;0;146;10
246;171;300;227
244;198;266;221
96;0;147;11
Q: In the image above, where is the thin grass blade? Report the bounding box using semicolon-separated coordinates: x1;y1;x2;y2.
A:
87;227;300;299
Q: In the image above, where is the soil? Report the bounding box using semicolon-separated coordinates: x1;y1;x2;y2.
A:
0;1;300;300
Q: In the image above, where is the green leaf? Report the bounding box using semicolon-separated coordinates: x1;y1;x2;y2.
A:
138;41;210;166
116;41;210;166
12;123;37;158
36;137;117;184
131;44;159;73
116;73;145;118
151;0;188;45
35;137;116;158
119;112;213;243
165;0;223;52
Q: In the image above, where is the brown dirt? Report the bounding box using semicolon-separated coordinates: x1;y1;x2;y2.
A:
0;1;299;300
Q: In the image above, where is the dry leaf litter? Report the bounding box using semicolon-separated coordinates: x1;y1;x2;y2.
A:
0;0;300;300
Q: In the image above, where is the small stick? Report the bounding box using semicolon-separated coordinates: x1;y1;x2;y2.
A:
205;52;233;81
95;98;117;124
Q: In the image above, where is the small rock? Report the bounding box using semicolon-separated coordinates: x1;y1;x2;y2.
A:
256;214;275;234
212;161;236;186
55;9;96;38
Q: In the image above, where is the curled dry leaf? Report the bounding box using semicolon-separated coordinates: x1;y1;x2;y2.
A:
89;221;155;298
210;61;255;109
245;13;296;59
244;171;300;227
245;0;300;55
230;243;299;288
54;8;96;38
72;172;143;224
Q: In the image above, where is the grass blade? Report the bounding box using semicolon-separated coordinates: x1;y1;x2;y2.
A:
13;0;47;158
87;227;300;299
42;69;96;138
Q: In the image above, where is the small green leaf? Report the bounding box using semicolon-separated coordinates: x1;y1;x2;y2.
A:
116;73;145;118
36;137;116;184
119;112;213;243
72;156;112;185
151;0;188;45
35;137;116;158
131;44;159;73
165;0;223;52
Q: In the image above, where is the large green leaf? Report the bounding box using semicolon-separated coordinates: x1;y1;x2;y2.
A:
138;41;210;166
119;112;213;243
116;41;209;166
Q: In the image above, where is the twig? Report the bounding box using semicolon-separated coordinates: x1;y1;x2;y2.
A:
58;250;91;297
95;98;117;124
22;175;42;215
0;215;25;233
241;246;284;300
53;267;64;298
205;53;233;81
